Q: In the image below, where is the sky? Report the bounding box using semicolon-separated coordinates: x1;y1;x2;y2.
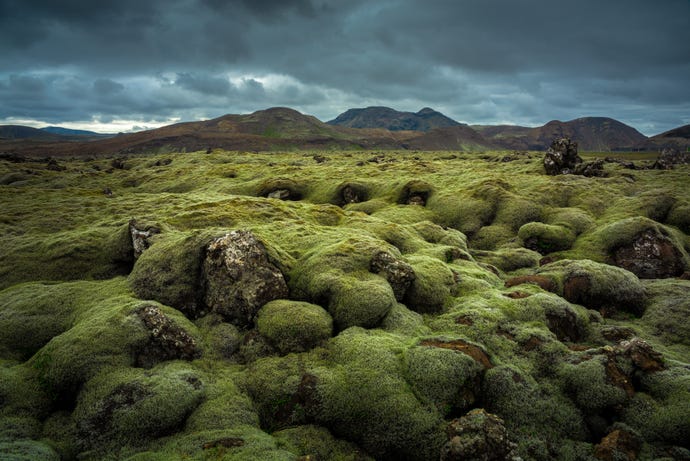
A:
1;0;688;136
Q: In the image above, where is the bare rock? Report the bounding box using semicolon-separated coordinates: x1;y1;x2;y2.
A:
618;337;664;373
594;428;642;461
653;147;690;170
543;138;582;175
129;219;160;260
370;251;416;301
134;304;201;368
574;159;607;177
441;409;519;461
267;189;292;200
202;230;289;327
612;229;686;279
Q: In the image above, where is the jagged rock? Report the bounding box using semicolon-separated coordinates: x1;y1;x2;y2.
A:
543;137;582;175
612;229;686;279
618;337;664;373
370;251;416;301
202;230;289;327
441;409;519;461
600;325;635;342
653;147;690;169
134;304;200;368
594;428;642;461
574;159;607;177
604;157;636;169
129;219;160;260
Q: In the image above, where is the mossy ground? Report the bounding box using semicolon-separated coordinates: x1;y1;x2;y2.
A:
0;149;688;460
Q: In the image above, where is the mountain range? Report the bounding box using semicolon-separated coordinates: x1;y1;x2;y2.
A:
0;107;686;157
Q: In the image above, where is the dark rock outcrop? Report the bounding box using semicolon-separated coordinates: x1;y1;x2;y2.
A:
441;409;518;461
370;251;416;301
612;229;686;279
544;138;582;175
202;230;289;328
652;147;690;169
134;304;200;368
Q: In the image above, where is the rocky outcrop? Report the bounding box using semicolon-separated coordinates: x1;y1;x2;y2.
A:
652;147;690;169
370;251;416;301
129;219;160;259
202;230;289;328
612;229;686;279
544;138;582;175
441;409;518;461
134;304;200;368
594;428;642;461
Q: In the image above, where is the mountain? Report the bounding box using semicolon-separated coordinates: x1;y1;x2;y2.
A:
404;125;497;151
328;106;461;131
0;125;62;141
640;124;690;151
474;117;648;151
41;126;106;137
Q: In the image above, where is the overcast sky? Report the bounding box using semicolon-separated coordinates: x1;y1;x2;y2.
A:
1;0;688;135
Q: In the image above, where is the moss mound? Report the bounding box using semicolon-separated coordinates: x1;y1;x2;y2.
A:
518;222;576;254
257;300;333;354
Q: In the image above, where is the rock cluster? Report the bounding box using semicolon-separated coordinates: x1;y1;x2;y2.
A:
652;147;690;169
543;137;605;176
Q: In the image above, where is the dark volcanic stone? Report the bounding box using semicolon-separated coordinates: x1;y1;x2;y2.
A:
202;230;289;327
653;147;690;170
135;304;201;368
129;219;160;260
612;229;685;279
370;251;416;301
543;137;582;175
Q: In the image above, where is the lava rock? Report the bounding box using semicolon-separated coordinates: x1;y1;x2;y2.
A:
594;428;642;461
543;137;582;175
129;219;160;260
441;408;519;461
370;251;416;301
134;304;201;368
652;147;690;170
202;230;289;327
612;229;686;279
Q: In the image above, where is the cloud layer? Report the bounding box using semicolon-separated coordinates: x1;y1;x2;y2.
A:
1;0;688;134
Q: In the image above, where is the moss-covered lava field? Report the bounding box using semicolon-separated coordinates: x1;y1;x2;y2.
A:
1;149;689;460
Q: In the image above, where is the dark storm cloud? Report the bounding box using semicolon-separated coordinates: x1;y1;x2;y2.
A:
0;0;688;134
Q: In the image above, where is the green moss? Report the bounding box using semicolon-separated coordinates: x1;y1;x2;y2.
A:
0;278;130;360
184;376;259;432
493;196;542;232
411;220;469;251
127;426;296;461
327;275;396;330
273;424;374;460
403;255;456;313
482;366;588;443
518;222;576;254
0;365;52;419
72;362;206;454
380;303;429;336
639;279;690;347
666;200;690;233
403;345;482;414
427;194;494;236
560;357;628;411
470;224;515;250
536;259;646;315
472;247;541;273
128;231;209;317
28;297;198;402
547;207;595;235
257;300;333;354
0;440;60;461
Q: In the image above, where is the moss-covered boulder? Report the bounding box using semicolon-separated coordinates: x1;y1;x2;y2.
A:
403;345;483;415
440;408;518;461
72;363;205;455
536;259;646;316
403;255;457;313
129;232;208;317
518;222;576;254
273;424;375;460
587;217;689;279
257;300;333;354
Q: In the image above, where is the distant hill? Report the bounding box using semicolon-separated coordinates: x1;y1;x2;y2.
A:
0;125;61;141
328;106;461;131
475;117;648;151
41;126;104;137
640;124;690;151
0;108;663;157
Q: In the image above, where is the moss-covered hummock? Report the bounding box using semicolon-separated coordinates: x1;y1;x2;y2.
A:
257;300;333;354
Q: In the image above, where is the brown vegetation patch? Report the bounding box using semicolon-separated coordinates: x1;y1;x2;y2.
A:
504;275;556;293
420;339;493;369
202;438;245;449
594;429;641;461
